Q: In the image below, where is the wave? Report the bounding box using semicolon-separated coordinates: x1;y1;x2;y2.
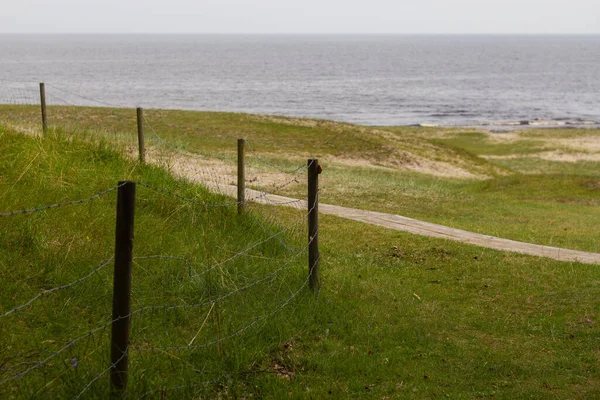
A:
411;118;599;130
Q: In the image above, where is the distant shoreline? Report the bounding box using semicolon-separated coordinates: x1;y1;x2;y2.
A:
1;33;600;37
1;35;598;127
406;118;600;131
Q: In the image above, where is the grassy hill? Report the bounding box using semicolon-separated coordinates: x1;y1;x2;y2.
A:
0;126;314;398
3;104;600;252
0;105;501;177
1;115;600;398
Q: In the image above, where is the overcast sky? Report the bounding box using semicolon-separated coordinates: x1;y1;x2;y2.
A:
1;0;598;34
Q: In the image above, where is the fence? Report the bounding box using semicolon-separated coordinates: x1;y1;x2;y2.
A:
0;80;320;206
0;80;323;398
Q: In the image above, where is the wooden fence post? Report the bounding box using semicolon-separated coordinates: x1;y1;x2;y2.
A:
136;108;145;162
307;159;320;292
110;181;136;393
238;138;246;215
39;82;47;134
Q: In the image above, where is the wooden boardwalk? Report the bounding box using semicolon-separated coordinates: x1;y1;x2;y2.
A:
214;184;600;265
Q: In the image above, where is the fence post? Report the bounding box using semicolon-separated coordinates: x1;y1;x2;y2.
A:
307;159;320;292
110;181;136;393
136;107;145;162
39;82;47;134
237;138;246;215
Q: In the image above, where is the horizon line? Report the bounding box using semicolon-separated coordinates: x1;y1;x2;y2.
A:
0;32;599;36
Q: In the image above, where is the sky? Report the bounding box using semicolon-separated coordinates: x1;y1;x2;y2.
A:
0;0;598;34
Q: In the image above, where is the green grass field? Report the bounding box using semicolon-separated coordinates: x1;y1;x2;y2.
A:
4;104;600;252
1;107;600;398
0;127;315;398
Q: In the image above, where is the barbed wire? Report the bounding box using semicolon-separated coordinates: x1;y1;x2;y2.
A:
142;115;235;164
242;161;313;204
245;140;308;175
143;112;307;175
245;179;314;252
141;114;168;145
0;82;321;398
246;188;316;255
247;186;304;206
46;92;73;107
72;346;129;400
0;242;313;386
0;84;307;190
134;282;320;399
144;260;314;352
135;181;240;208
245;158;313;203
45;83;124;109
0;210;314;384
250;211;297;254
0;84;39;106
140;114;239;196
0;318;113;385
135;233;314;317
247;192;305;207
136;178;307;210
189;200;315;279
0;83;309;204
0;78;40;85
133;255;194;276
248;174;305;199
130;192;313;286
0;183;125;217
0;256;113;319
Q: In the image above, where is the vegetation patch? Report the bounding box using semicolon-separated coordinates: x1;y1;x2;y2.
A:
0;127;314;398
1;114;600;398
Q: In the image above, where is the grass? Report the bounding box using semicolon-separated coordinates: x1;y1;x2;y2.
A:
276;212;600;399
3;105;600;254
1;122;600;398
280;166;600;252
0;126;314;398
431;132;548;156
3;105;600;255
0;105;499;174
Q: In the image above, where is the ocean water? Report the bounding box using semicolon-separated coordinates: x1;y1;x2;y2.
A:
0;34;598;128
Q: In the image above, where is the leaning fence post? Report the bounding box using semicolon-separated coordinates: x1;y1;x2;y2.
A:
307;159;320;292
39;82;47;134
110;181;136;393
136;107;145;162
237;138;246;215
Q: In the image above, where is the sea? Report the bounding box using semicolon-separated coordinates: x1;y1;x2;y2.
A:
0;34;598;129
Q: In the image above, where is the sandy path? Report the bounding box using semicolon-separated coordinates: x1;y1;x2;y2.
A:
140;147;600;265
9;123;600;264
210;184;600;265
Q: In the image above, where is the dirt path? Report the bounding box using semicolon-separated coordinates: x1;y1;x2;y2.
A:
210;184;600;265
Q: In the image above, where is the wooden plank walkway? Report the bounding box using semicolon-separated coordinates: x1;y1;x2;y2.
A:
213;184;600;265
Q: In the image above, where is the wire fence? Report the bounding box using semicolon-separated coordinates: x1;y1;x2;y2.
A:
0;79;318;239
0;81;322;398
0;79;313;200
0;182;319;398
0;79;317;245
